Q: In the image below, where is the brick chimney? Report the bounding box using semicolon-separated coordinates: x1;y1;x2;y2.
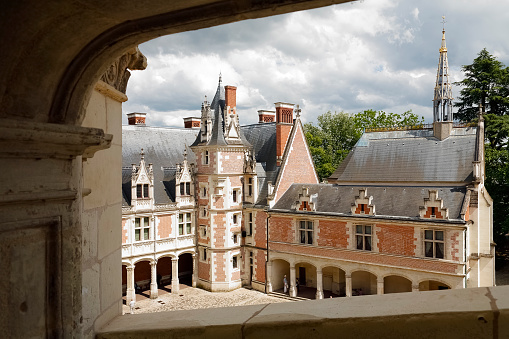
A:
275;102;294;166
225;86;237;115
258;110;275;123
127;112;146;125
184;117;201;129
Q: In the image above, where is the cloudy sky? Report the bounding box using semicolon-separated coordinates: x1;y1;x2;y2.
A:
123;0;509;127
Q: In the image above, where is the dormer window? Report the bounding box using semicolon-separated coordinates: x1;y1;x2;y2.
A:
247;177;253;196
136;184;149;199
431;207;436;218
180;182;191;196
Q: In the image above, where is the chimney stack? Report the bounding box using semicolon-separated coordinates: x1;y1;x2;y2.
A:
275;102;294;166
258;110;275;123
184;117;201;129
224;86;237;115
127;112;147;125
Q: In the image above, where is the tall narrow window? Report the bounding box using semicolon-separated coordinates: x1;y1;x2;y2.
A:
248;178;253;196
299;220;313;245
204;151;209;165
424;230;444;258
233;214;238;225
232;256;238;269
248;212;253;235
186;212;192;234
134;218;141;241
203;248;207;261
186;182;190;195
179;214;184;235
233;190;237;203
356;225;372;251
179;213;192;235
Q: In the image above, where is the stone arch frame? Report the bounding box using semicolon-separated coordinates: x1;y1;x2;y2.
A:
381;272;416;285
417;278;452;290
132;257;156;265
155;253;177;261
382;274;414;294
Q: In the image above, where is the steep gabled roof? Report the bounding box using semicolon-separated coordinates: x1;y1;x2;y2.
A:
329;127;477;184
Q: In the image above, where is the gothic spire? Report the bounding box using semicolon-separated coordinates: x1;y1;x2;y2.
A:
433;19;454;122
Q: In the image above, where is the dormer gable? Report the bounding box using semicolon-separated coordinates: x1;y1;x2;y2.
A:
131;149;154;211
225;114;241;142
420;190;448;219
351;188;375;216
291;187;317;212
176;150;195;204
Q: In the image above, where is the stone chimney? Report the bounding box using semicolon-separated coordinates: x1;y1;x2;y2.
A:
225;85;237;116
184;117;201;129
275;102;294;166
127;112;147;125
258;110;275;123
433;121;453;140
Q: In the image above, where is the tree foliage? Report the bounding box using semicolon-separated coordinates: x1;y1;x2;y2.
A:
305;110;424;181
454;48;509;122
455;49;509;244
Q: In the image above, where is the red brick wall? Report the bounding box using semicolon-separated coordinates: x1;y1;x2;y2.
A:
270;242;459;274
122;218;128;244
317;220;348;248
269;216;294;243
275;123;318;202
376;224;416;256
198;261;210;281
232;267;240;281
254;210;267;248
450;231;460;261
157;214;172;238
195;151;216;175
213;214;226;247
215;252;226;282
276;124;292;158
221;152;244;173
225;86;236;114
255;250;266;282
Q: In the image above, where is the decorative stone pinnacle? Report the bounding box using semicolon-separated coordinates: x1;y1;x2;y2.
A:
183;148;187;160
295;104;301;118
140;148;144;160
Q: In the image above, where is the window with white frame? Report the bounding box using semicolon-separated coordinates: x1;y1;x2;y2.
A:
424;230;444;258
178;212;192;236
136;184;149;199
356;225;372;251
247;212;253;235
232;188;240;203
232;255;238;269
200;225;207;238
200;206;208;219
180;182;191;196
200;184;207;198
204;151;209;165
233;233;238;244
134;217;150;241
247;177;253;196
299;220;313;245
232;213;240;225
200;247;207;262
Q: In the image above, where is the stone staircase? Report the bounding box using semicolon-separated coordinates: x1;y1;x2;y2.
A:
268;291;310;301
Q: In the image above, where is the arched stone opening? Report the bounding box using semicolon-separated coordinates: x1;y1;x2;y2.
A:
419;280;451;291
178;253;194;286
295;262;317;298
134;260;152;295
271;259;290;293
322;266;346;298
384;275;412;294
351;270;377;296
156;257;173;291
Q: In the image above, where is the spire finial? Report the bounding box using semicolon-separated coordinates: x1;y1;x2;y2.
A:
140;148;144;160
295;104;301;118
219;72;222;83
441;16;446;31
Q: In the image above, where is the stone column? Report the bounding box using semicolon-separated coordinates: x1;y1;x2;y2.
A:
266;261;273;293
316;269;324;299
171;257;180;294
377;277;384;295
192;253;197;288
345;274;352;297
150;261;158;299
412;284;420;292
126;265;135;303
289;266;297;297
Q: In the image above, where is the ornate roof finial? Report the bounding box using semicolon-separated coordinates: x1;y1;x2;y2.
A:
140;148;144;160
295;104;301;118
219;72;222;83
433;19;454;122
441;15;446;31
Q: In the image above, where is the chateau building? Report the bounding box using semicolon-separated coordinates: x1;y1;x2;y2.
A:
121;28;494;304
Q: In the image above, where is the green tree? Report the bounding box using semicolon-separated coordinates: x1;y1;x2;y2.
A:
454;48;509;122
353;109;424;130
304;111;360;181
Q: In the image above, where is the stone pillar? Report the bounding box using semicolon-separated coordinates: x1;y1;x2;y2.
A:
192;253;197;288
412;284;420;292
266;261;273;293
316;269;324;299
171;257;180;294
377;277;384;295
150;261;158;299
289;266;297;297
126;265;135;303
345;274;352;297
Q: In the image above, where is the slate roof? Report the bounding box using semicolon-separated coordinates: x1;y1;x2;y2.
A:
329;127;478;184
122;125;198;206
271;184;467;223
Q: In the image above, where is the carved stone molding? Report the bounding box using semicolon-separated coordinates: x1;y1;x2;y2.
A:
0;118;112;159
100;47;147;94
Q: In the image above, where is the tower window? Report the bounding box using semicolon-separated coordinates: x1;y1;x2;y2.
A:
136;184;149;198
204;151;209;165
248;177;253;196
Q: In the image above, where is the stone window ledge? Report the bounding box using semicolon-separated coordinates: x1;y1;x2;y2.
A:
97;286;509;338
